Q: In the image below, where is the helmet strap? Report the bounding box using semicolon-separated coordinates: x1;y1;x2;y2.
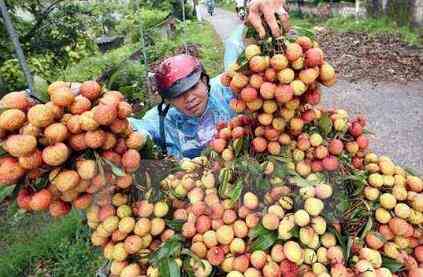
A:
158;100;170;155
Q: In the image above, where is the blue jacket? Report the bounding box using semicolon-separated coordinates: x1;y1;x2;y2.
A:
130;26;245;159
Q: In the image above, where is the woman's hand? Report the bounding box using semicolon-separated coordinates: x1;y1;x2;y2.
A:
247;0;290;38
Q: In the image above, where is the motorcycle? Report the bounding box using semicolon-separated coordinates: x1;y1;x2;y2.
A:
238;6;246;20
207;0;215;16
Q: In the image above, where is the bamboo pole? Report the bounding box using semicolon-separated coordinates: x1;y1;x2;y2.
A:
138;1;151;94
0;0;34;93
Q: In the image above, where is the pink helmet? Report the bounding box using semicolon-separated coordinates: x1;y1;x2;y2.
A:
155;54;203;99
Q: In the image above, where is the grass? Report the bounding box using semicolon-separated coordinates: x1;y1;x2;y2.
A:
216;0;236;13
290;13;423;46
57;43;138;82
183;21;225;77
0;205;104;277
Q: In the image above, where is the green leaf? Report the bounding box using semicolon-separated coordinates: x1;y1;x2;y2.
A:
363;128;376;136
0;185;16;202
0;146;7;157
165;219;185;232
290;26;316;39
319;113;333;137
250;232;278;252
228;180;243;204
33;176;49;190
159;258;180;277
382;256;405;273
256;178;270;191
150;235;183;266
289;226;300;239
345;236;353;263
359;217;373;240
249;224;269;240
102;158;126;176
289;176;318;188
233;137;244;157
404;167;422;177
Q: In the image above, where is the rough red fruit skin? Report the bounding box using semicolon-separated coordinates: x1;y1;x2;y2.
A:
414;245;423;262
29;189;52;211
207;246;225;266
98;205;115;221
252;137;268;152
328;139;344;155
196;215;211;234
286;43;303;62
113;138;128;155
49;200;71;217
121;149;141;172
322;155;339;171
240;87;258;102
279;260;300;277
17;188;33;210
0;91;33;110
304;89;321;105
210;138;226;153
216;121;226;131
264;128;280;141
311;160;323;172
237;114;251;126
117;101;133;119
80;80;101;100
352;157;364;169
301;110;316;124
356;135;369;149
74;193;93;209
233;254;250;272
305;48;324;67
102;150;122;165
94;104;117;125
0;157;25;185
349;122;363;137
296;36;313;51
218;128;232;140
274;85;294;103
232;126;245;139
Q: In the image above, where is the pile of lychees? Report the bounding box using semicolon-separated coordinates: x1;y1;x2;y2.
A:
0;81;145;217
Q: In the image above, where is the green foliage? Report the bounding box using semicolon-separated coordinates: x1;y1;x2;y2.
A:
58;44;137;82
147;21;224;77
115;8;170;44
0;208;103;276
0;1;98;91
216;0;236;12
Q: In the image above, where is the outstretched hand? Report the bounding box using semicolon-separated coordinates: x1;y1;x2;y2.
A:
247;0;290;38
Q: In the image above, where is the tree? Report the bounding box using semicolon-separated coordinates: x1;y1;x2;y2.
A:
0;1;97;91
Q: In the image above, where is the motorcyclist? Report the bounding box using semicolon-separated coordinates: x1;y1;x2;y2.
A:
207;0;215;16
235;0;247;20
129;0;289;159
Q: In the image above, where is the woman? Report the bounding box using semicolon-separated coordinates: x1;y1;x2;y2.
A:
130;0;289;159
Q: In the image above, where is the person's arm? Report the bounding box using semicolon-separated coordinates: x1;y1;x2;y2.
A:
224;25;246;70
128;107;161;144
247;0;289;38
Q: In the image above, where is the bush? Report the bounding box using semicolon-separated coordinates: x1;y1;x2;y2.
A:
58;44;138;82
115;8;170;44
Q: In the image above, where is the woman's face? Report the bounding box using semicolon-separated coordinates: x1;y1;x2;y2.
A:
168;79;209;117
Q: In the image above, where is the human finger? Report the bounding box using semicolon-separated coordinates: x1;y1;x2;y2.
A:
278;11;290;34
262;5;281;37
247;6;266;38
